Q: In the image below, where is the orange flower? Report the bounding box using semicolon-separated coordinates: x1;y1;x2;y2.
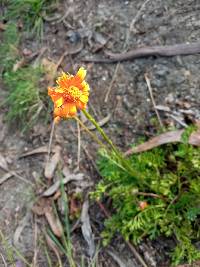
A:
48;67;89;122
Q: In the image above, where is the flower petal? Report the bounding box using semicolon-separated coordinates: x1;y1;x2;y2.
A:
48;67;89;121
55;97;64;108
80;94;88;103
76;67;86;81
68;103;77;116
76;101;85;110
55;87;65;93
81;81;90;92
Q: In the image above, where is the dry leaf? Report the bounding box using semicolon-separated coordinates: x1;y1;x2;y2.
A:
43;173;84;197
44;207;63;238
44;146;61;180
45;233;63;262
155;105;171;112
125;129;200;156
0;22;6;31
86;114;111;130
13;213;31;247
19;146;56;158
32;198;63;237
0;153;8;170
0;172;13;185
81;200;95;257
107;250;127;267
62;166;70;177
41;58;57;85
69;194;81;218
32;198;51;216
13;58;26;72
190;129;200;146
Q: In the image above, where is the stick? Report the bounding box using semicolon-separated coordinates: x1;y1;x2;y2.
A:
144;74;163;128
83;42;200;63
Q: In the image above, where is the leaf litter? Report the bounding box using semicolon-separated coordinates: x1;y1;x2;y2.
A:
44;145;61;180
81;199;95;258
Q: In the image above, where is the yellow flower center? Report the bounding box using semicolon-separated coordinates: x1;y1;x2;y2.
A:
66;86;81;102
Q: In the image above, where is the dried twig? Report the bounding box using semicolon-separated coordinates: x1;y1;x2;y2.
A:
32;215;38;267
104;63;120;103
144;73;163;128
136;192;166;201
107;250;127;267
0;164;33;186
83;42;200;63
0;253;7;267
47;121;56;162
169;114;188;128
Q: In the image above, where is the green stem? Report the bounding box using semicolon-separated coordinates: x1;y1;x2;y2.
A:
74;116;106;148
82;109;119;155
82;109;139;178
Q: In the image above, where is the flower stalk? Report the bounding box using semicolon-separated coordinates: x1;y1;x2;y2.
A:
82;109;139;178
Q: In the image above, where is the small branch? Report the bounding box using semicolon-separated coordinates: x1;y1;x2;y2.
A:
104;63;120;103
83;41;200;63
144;73;163;128
136;192;166;201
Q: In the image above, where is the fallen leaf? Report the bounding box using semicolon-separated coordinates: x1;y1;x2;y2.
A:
45;234;61;257
43;173;84;197
0;22;6;31
19;146;56;158
0;172;13;185
190;129;200;146
107;250;127;267
155;105;171;112
44;206;63;238
13;58;26;72
13;213;31;247
44;146;61;180
0;153;8;170
81;200;95;257
32;198;51;216
62;166;71;177
86;114;111;130
41;57;57;85
45;233;63;263
69;194;81;218
32;198;63;237
125;129;200;156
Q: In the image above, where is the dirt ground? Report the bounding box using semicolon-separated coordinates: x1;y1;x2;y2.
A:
1;0;200;266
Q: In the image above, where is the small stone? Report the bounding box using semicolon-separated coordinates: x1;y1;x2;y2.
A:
165;93;174;104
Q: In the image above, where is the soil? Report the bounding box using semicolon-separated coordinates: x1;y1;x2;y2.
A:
1;0;200;266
